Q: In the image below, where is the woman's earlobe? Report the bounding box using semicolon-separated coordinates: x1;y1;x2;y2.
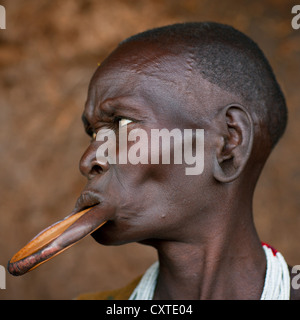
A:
212;104;254;183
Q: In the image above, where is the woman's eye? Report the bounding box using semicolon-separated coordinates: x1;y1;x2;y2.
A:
91;118;132;140
119;118;133;127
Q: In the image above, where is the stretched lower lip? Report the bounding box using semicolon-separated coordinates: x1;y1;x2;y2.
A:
75;191;102;213
7;204;108;276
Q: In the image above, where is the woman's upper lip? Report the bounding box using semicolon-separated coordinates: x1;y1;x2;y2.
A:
75;191;102;212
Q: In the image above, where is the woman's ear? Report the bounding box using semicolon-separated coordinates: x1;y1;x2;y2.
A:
213;104;254;183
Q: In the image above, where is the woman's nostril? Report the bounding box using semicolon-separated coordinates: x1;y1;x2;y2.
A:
91;164;103;175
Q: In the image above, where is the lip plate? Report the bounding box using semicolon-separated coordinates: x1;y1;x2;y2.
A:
8;204;108;276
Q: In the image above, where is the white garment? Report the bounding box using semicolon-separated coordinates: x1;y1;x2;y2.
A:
129;244;290;300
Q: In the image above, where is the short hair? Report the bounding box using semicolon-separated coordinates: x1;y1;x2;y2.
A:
121;22;287;148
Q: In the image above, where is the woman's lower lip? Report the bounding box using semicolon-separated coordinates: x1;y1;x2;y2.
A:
75;191;103;213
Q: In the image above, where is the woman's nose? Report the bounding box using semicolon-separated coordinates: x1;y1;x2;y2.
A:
79;144;110;180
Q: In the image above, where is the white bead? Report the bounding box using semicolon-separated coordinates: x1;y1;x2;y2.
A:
129;245;290;300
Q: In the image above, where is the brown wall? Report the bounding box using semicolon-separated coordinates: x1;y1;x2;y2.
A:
0;0;299;299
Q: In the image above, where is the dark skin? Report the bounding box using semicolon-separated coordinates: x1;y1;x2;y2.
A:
78;40;300;299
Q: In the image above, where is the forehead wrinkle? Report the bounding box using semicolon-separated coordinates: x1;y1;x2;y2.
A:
94;71;142;103
94;43;198;103
86;47;205;126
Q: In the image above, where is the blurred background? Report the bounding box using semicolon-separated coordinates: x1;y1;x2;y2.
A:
0;0;299;299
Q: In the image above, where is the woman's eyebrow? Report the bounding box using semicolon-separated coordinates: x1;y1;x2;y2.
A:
99;96;151;119
100;98;137;112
